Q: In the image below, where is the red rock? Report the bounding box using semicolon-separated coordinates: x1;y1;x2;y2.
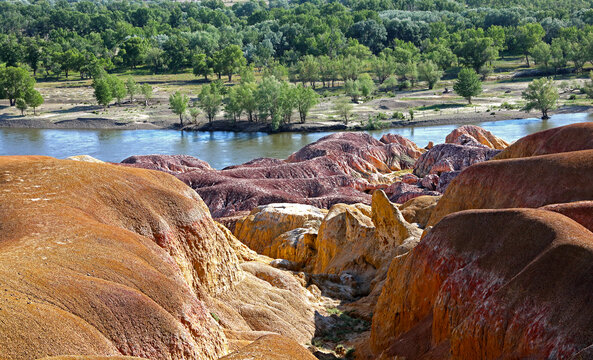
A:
445;125;509;149
370;208;593;359
495;122;593;160
539;201;593;233
386;182;440;204
420;174;439;191
401;173;420;185
288;132;421;174
413;143;501;178
123;132;425;218
220;334;317;360
428;149;593;226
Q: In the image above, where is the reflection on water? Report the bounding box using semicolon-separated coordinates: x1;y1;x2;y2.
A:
1;112;592;169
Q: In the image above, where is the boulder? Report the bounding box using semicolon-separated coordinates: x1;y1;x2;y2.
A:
495;122;593;160
233;204;326;264
386;181;440;204
0;156;230;359
445;125;509;149
539;201;593;233
370;208;593;359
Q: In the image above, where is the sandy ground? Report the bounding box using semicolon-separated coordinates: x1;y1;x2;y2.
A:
1;75;591;132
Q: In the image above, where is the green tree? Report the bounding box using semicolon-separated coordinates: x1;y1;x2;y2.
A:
198;83;222;123
16;98;28;116
515;23;545;67
358;73;375;98
530;42;552;69
522;77;559;119
236;81;257;122
418;60;443;89
0;67;36;106
145;47;166;74
121;37;147;69
169;91;190;126
192;54;213;80
382;75;399;93
140;83;153;107
25;89;43;115
371;55;396;83
108;76;127;105
333;98;353;125
125;77;138;103
93;77;113;109
345;79;362;102
396;62;418;87
189;107;201;124
454;68;482;104
293;84;319;123
455;37;498;73
296;55;320;88
214;45;247;82
225;87;243;122
256;76;283;124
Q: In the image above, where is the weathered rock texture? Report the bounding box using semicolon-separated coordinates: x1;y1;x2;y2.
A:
122;132;426;218
233;203;326;264
0;156;324;360
445;124;509;149
0;156;230;359
495;122;593;160
428;149;593;226
370;208;593;360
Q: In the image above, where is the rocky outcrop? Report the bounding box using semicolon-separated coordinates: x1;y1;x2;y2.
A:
0;156;230;359
445;124;508;149
122;132;426;218
220;334;317;360
413;143;501;178
427;149;593;226
399;195;441;228
0;156;329;360
495;122;593;160
369;208;593;359
233;204;326;264
287;132;420;175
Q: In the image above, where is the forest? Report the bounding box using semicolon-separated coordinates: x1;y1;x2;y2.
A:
1;0;593;128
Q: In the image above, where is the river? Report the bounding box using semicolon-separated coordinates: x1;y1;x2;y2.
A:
1;113;591;169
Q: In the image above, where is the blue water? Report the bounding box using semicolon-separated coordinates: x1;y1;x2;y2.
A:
1;113;591;169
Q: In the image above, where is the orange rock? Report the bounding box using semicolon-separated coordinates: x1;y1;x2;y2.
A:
495;122;593;160
0;156;230;359
219;334;317;360
399;195;441;228
445;125;509;149
370;208;593;359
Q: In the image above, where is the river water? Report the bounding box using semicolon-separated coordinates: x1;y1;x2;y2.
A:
1;113;591;169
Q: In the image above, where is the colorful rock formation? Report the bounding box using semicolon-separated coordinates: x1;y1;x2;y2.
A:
369;208;593;359
495;122;593;160
122;132;428;218
445;124;509;149
0;156;321;359
0;156;230;359
367;123;593;360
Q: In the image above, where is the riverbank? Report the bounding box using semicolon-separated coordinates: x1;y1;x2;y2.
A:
1;105;589;132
